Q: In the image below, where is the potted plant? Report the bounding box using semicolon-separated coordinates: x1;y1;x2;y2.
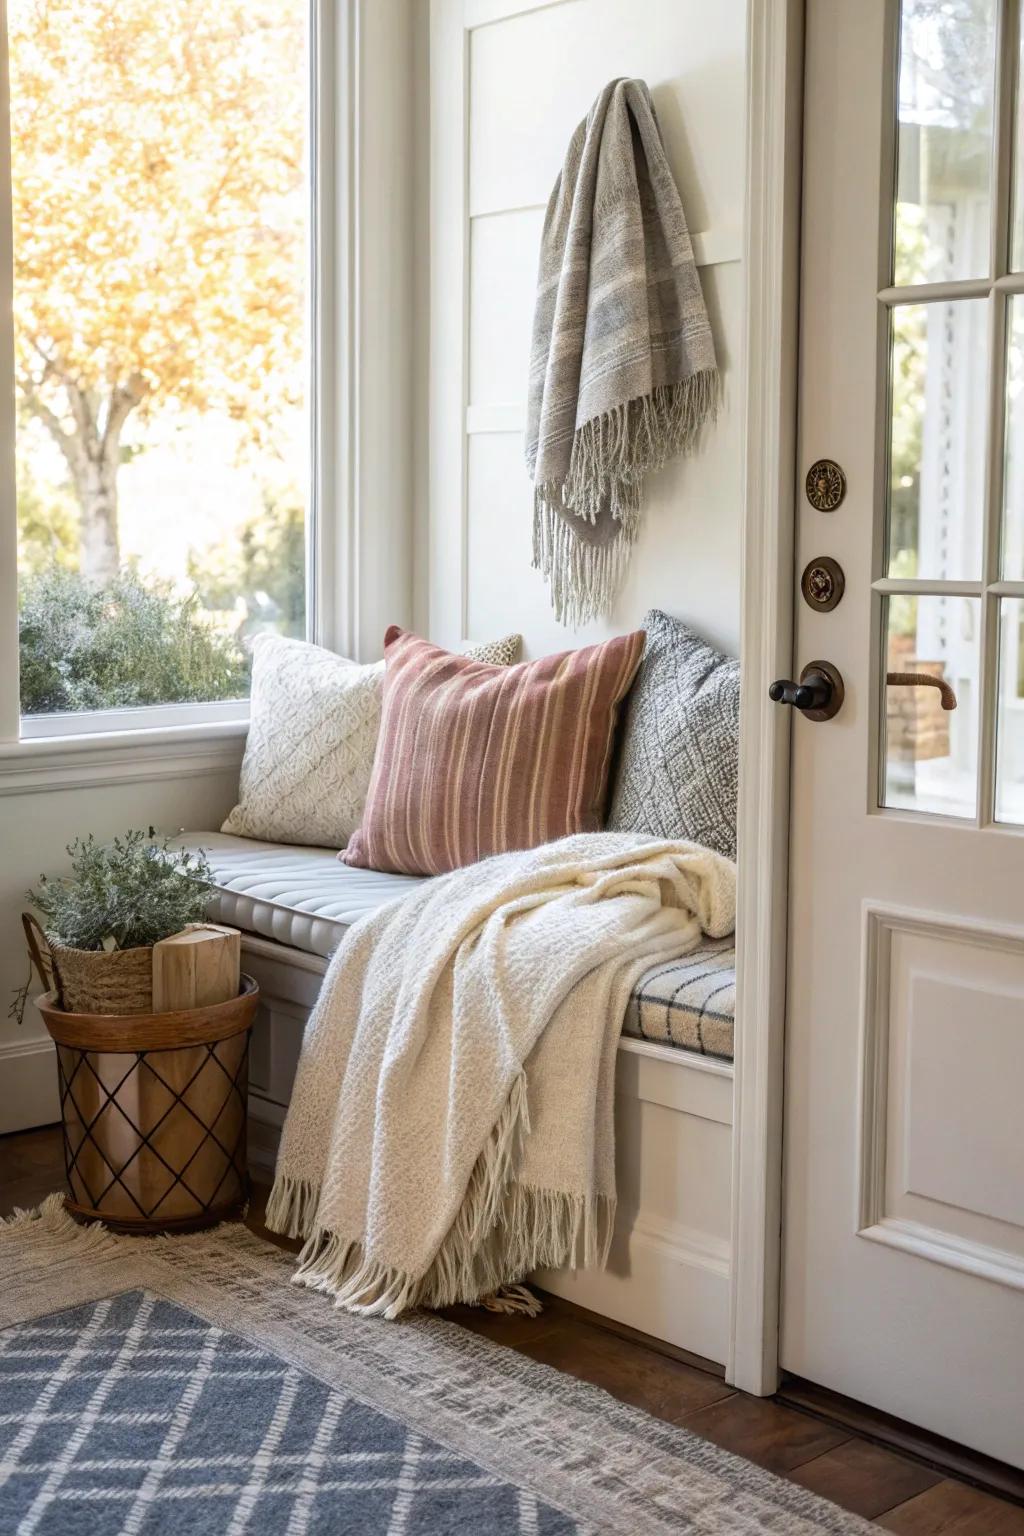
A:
23;829;214;1015
16;830;259;1235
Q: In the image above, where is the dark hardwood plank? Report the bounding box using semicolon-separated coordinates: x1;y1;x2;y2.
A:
512;1314;736;1422
533;1289;726;1379
876;1479;1024;1534
0;1126;66;1219
440;1302;564;1351
0;1171;64;1219
0;1123;62;1179
790;1438;944;1520
780;1375;1024;1507
679;1392;851;1474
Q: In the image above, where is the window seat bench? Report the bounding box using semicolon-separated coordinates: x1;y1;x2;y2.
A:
181;832;735;1364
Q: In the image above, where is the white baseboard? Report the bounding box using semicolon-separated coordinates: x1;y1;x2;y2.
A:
248;1096;284;1177
535;1213;731;1366
0;1037;60;1134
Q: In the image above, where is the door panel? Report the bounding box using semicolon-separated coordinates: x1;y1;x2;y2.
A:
784;0;1024;1468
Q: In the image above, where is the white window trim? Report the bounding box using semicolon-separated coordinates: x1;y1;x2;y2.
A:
0;0;354;761
0;718;249;796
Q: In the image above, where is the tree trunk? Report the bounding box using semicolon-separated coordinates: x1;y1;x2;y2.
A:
22;379;141;586
76;454;120;584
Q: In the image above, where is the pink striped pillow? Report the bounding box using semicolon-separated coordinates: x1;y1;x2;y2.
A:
342;626;645;876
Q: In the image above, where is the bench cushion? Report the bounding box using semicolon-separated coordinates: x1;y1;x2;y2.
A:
182;833;734;1060
181;833;425;958
623;938;735;1059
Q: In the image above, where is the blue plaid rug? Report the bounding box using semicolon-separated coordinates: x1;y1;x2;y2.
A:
0;1290;577;1534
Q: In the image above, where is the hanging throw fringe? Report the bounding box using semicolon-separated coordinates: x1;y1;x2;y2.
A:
266;1073;615;1317
533;372;719;625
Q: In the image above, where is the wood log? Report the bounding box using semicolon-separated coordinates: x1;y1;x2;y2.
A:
151;924;241;1014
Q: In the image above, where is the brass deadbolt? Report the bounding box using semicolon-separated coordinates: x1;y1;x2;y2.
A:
801;555;845;612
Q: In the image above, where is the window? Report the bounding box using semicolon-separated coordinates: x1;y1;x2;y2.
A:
8;0;311;734
879;0;1024;825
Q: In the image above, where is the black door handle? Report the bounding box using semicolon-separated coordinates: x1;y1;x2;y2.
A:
769;677;827;710
768;660;844;721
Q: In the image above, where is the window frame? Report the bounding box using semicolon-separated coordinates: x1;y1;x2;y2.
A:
0;0;345;753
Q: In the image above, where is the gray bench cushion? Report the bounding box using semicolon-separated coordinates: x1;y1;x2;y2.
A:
180;833;424;958
182;833;735;1060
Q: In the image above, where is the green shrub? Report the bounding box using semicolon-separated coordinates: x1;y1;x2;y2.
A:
28;830;214;952
18;567;250;715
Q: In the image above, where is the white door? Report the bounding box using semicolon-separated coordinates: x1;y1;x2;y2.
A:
783;0;1024;1468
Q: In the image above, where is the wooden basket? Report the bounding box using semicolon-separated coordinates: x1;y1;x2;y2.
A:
22;914;152;1016
36;978;259;1234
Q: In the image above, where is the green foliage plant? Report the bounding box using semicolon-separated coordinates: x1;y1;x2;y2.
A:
28;830;214;953
18;567;249;715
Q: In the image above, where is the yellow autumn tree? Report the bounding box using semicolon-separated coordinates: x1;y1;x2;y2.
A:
10;0;305;582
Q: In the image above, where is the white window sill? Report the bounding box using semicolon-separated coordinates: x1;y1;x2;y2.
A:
0;716;248;796
19;698;250;739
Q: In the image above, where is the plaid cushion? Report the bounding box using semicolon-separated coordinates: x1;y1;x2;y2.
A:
622;937;735;1059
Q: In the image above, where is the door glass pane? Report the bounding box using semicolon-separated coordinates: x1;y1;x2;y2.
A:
894;0;997;287
883;594;979;818
1013;23;1024;270
1002;296;1024;579
995;599;1024;824
887;302;986;580
10;0;310;720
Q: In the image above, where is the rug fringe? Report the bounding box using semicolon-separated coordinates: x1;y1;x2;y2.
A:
0;1191;121;1261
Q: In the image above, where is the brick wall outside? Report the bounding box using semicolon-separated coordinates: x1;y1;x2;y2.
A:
886;634;951;763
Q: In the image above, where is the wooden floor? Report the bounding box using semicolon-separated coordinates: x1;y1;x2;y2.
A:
3;1125;1023;1534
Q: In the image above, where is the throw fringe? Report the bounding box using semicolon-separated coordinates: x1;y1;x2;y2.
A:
533;499;634;627
270;1073;616;1318
265;1172;321;1241
479;1283;543;1317
533;370;719;625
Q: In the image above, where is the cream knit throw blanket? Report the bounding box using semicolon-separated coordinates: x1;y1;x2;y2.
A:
526;78;719;625
266;833;735;1317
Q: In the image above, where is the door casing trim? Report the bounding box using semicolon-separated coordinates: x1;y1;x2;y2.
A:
729;0;804;1395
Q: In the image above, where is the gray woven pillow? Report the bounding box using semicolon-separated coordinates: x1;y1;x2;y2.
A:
607;610;739;861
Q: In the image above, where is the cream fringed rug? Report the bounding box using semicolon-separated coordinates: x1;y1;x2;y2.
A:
0;1198;873;1535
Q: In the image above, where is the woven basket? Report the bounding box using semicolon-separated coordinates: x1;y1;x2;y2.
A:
22;914;153;1016
37;978;258;1234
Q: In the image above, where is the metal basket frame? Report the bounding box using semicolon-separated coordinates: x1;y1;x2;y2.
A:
57;1034;250;1229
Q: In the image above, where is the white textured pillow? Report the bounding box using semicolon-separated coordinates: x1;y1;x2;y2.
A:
222;631;521;849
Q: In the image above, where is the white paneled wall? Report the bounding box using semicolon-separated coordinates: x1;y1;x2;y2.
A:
427;0;746;659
